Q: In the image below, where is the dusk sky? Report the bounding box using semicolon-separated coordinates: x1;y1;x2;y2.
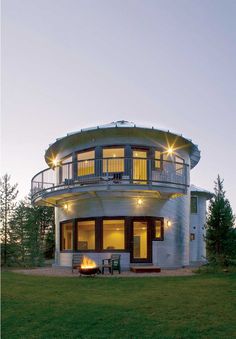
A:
2;0;236;212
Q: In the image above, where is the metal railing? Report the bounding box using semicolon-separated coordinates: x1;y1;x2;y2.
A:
31;157;189;201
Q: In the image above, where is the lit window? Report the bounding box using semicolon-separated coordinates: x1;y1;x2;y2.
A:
191;196;198;214
77;220;95;250
61;222;73;250
77;150;95;176
103;148;124;173
133;150;147;184
190;233;195;241
61;156;73;182
155;151;161;169
155;220;163;240
103;220;125;250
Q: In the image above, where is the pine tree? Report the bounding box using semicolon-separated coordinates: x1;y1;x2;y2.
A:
24;205;55;266
0;174;18;265
8;200;29;266
206;175;236;266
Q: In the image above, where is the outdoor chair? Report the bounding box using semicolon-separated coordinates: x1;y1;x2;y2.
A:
101;254;121;275
72;253;84;273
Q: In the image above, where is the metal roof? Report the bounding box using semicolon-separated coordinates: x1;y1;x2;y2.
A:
46;120;201;169
190;185;213;199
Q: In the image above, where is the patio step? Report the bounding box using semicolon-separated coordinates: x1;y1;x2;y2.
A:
130;266;161;273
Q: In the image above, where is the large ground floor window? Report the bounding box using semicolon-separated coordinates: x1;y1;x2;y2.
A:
60;217;164;254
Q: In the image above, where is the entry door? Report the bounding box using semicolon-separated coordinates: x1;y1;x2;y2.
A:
132;149;147;184
131;220;151;263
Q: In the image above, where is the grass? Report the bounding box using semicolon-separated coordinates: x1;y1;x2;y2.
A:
2;271;236;339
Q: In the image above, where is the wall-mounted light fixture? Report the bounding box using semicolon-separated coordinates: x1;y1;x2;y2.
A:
137;198;143;206
167;147;173;155
167;220;172;227
63;203;69;212
51;158;60;168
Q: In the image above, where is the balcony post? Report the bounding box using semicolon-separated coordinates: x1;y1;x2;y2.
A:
72;152;77;181
95;147;102;177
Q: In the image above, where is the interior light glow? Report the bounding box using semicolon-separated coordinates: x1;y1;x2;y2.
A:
167;147;173;155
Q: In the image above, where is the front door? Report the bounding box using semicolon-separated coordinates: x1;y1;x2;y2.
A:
131;220;152;263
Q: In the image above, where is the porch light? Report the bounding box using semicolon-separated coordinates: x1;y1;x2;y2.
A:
137;198;143;206
167;147;173;155
167;220;172;227
63;203;69;211
52;158;60;167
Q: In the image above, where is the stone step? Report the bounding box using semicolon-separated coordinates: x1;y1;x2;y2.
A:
130;266;161;273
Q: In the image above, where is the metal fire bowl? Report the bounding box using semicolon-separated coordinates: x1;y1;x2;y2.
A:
79;267;100;275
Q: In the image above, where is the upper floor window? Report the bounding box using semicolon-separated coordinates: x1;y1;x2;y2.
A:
103;148;124;173
61;156;73;182
77;150;95;176
154;150;161;169
191;196;198;214
175;155;184;175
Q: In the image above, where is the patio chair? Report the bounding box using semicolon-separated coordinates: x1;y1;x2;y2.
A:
101;254;121;275
72;253;84;273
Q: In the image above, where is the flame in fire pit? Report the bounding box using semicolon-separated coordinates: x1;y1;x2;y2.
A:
81;256;97;269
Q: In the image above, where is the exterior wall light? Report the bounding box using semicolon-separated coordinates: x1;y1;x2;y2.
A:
63;203;69;211
52;158;60;168
137;198;143;206
167;147;173;155
167;220;172;227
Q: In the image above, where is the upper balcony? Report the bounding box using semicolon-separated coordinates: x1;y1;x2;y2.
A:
31;156;189;205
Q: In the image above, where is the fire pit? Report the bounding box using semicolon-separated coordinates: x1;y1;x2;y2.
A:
79;256;100;276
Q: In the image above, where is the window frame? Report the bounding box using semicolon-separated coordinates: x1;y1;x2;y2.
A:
154;149;163;171
76;218;96;252
76;148;95;177
60;219;74;252
101;217;126;251
153;218;164;241
59;154;73;183
102;146;125;174
191;196;198;214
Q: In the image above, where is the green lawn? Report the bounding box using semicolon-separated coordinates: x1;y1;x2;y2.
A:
2;272;236;339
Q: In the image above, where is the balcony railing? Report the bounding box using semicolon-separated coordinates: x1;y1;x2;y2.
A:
31;157;189;202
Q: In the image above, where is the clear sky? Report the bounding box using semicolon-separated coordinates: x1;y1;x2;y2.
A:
2;0;236;213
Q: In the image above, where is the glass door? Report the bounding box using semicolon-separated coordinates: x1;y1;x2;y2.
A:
131;220;151;263
132;149;147;184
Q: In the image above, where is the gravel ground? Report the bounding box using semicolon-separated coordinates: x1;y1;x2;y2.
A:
13;266;196;277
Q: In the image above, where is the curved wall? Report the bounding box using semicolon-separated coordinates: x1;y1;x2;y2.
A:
190;195;207;262
48;129;191;167
55;189;190;268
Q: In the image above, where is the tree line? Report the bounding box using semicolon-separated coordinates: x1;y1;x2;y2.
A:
0;174;54;267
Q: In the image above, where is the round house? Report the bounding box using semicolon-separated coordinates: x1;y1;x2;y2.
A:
31;120;208;269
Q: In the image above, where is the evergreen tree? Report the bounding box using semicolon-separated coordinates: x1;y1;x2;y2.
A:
24;205;55;266
206;175;236;266
8;199;29;266
0;174;18;265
